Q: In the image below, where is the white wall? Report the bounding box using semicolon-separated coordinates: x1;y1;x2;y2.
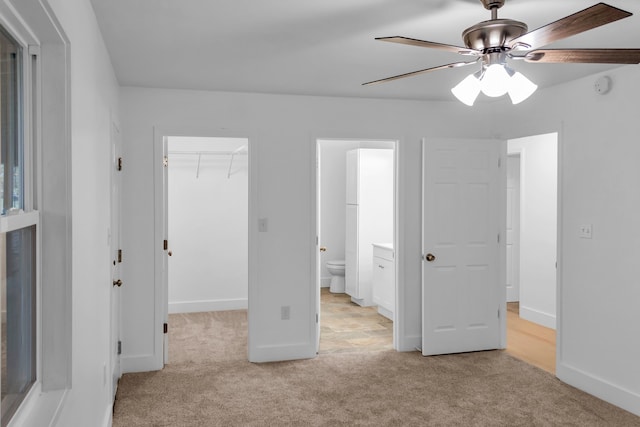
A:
119;68;640;417
318;140;393;286
120;88;496;366
167;136;248;312
508;134;558;329
43;0;120;426
497;65;640;416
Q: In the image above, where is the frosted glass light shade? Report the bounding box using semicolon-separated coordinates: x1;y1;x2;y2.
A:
508;71;538;104
481;64;510;97
451;74;481;106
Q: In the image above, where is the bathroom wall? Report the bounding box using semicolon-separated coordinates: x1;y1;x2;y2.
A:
508;134;558;329
167;136;248;312
318;140;394;286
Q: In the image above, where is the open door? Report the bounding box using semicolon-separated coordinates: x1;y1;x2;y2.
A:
162;136;170;364
422;137;505;356
109;122;122;401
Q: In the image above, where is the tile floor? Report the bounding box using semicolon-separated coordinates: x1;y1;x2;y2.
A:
319;288;393;354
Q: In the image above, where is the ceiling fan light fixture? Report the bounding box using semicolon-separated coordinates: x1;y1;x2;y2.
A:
451;72;481;106
508;71;538;104
480;63;510;97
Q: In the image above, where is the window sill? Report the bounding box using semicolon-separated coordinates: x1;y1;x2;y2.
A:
7;382;68;427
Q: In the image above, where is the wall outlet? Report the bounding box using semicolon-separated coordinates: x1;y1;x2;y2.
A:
579;224;593;239
281;305;290;320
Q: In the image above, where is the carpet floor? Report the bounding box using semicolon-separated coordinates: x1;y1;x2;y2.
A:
113;310;640;426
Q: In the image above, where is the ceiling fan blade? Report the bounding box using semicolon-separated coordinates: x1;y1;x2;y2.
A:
525;49;640;64
362;60;479;86
508;3;632;50
377;36;480;56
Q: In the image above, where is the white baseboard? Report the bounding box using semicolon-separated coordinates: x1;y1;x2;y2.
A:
320;277;331;288
101;404;112;427
396;334;421;353
557;362;640;417
168;298;248;314
520;305;556;329
249;343;317;363
377;305;393;321
121;354;160;374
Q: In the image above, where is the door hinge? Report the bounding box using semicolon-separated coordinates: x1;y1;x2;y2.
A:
117;157;123;171
117;340;122;355
497;233;500;243
163;240;168;250
117;249;122;263
498;156;501;168
316;313;319;323
498;309;500;319
163;323;168;334
163;156;168;167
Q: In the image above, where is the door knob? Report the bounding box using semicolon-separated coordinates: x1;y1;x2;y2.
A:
113;279;122;287
168;251;172;256
319;247;327;252
425;253;436;262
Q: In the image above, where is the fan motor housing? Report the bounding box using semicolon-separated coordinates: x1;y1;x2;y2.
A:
462;19;528;51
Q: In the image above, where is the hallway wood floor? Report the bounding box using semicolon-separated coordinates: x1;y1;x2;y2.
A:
319;289;556;374
505;302;557;373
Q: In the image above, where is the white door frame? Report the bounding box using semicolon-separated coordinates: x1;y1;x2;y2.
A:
506;152;521;303
152;126;257;367
311;136;405;351
109;120;122;400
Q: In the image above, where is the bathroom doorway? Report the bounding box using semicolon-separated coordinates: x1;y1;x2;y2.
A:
164;136;249;362
316;139;397;354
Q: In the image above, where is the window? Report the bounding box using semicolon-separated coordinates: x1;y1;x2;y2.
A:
0;24;37;427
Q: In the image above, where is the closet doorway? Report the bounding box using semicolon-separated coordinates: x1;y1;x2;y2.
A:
164;136;249;362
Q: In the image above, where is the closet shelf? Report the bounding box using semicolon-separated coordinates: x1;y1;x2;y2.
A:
168;146;247;178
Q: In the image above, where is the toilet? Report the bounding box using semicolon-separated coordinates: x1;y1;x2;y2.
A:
326;260;345;293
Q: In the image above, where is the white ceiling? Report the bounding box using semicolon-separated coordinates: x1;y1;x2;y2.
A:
89;0;640;102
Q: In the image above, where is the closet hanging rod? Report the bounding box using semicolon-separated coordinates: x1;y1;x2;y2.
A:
228;145;247;179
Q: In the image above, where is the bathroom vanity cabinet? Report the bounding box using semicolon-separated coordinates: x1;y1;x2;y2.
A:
372;243;395;321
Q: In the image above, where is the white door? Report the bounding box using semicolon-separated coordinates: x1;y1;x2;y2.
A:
422;138;505;356
315;145;321;352
109;122;122;401
162;136;170;364
506;155;520;302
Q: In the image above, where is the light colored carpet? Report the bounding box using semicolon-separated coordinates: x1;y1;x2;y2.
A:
113;310;640;426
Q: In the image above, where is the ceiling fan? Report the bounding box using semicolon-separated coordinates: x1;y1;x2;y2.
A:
363;1;640;105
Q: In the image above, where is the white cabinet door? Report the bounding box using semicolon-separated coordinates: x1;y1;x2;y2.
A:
372;255;394;320
345;204;359;297
346;149;358;205
422;137;505;356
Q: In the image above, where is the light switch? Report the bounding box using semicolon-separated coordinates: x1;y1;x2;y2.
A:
579;224;593;239
258;218;268;232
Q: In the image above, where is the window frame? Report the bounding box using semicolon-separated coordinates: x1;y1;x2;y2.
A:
0;8;43;427
0;1;72;425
